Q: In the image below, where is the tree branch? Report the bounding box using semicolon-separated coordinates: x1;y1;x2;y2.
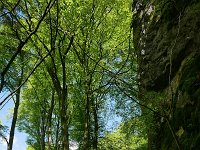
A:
0;0;21;18
0;47;54;107
0;0;57;92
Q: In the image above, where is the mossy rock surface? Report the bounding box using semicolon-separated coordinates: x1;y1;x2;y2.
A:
139;1;200;91
138;0;200;149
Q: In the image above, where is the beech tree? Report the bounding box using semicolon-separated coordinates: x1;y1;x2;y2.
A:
0;0;145;150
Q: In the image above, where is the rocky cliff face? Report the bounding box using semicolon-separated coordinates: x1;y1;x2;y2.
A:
133;1;200;149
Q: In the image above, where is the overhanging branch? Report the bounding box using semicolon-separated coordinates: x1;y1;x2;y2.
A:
0;0;57;92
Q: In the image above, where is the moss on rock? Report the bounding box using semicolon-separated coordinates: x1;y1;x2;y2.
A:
135;0;200;149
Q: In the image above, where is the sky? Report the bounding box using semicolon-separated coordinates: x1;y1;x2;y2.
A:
0;92;28;150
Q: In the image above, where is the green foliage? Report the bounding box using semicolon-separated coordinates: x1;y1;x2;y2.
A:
0;123;8;143
144;91;166;111
1;0;139;149
26;146;35;150
98;118;147;150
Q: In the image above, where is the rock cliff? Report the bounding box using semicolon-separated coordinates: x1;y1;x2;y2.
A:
133;0;200;149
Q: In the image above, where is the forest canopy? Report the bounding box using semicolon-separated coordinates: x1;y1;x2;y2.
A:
0;0;152;150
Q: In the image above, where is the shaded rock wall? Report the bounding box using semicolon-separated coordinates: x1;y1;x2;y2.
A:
134;0;200;149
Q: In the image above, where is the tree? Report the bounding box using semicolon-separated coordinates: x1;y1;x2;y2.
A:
17;64;60;150
0;0;56;93
0;1;142;150
0;123;8;145
8;51;25;150
98;118;147;150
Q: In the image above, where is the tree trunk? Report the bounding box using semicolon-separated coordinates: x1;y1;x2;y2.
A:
7;53;24;150
40;110;46;150
83;96;90;150
92;98;98;150
83;75;91;150
47;89;55;150
55;114;60;150
60;89;69;150
47;66;69;150
60;54;69;150
61;118;69;150
7;88;21;150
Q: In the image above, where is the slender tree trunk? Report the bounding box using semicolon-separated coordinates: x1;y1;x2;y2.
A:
47;126;51;150
36;127;41;150
40;110;46;150
60;54;69;150
7;87;21;150
83;95;90;150
7;53;24;150
83;73;91;150
82;45;91;150
92;99;98;150
47;89;55;150
47;67;69;150
60;88;69;150
55;114;60;150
